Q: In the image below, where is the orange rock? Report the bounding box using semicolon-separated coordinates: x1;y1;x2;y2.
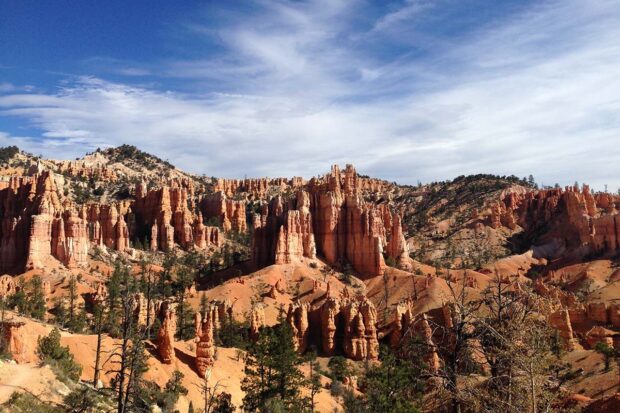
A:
287;302;309;353
0;321;29;363
249;304;265;342
157;303;176;364
195;311;216;378
201;191;247;233
0;274;17;296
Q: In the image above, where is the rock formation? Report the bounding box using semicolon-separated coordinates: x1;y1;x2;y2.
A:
0;274;17;296
201;191;247;233
320;297;341;356
492;185;620;259
413;314;440;374
252;165;409;278
0;321;28;363
287;302;310;353
157;303;177;364
585;326;615;349
195;311;216;378
342;296;379;360
319;295;379;360
549;308;577;351
249;304;265;341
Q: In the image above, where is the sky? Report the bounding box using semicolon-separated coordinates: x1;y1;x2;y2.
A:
0;0;619;190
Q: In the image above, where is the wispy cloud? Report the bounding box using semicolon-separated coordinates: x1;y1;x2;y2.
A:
0;0;619;189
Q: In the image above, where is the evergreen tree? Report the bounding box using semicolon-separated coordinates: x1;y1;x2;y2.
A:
307;351;322;412
360;346;423;413
173;256;198;340
595;342;615;372
53;296;68;328
241;316;306;412
106;261;124;337
29;275;47;320
37;328;82;382
68;275;77;326
212;392;236;413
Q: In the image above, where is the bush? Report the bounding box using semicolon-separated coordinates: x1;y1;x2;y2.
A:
37;328;82;382
4;392;62;413
327;356;351;382
0;146;19;164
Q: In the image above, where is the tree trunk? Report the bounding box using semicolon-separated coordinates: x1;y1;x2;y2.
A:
93;306;103;387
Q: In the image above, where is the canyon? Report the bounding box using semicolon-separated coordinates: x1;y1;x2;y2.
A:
1;146;620;412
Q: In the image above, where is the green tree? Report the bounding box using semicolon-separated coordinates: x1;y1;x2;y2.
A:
68;275;77;326
37;328;82;382
159;370;188;411
212;392;236;413
360;346;423;413
328;356;351;382
595;342;615;372
29;275;47;320
241;317;306;412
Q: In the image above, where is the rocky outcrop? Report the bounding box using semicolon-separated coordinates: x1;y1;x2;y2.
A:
0;274;17;296
342;297;379;360
320;297;341;356
0;321;27;363
157;303;176;364
492;185;620;259
549;308;578;351
390;299;414;348
195;311;216;378
201;191;247;233
249;304;265;341
132;179;197;251
587;302;609;324
414;314;440;373
274;192;317;265
585;326;616;349
319;295;379;360
214;177;305;199
252;165;408;278
287;302;309;353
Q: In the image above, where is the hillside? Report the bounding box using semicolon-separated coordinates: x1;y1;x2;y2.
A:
0;145;619;412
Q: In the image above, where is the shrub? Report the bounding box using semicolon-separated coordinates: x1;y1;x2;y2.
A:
37;328;82;382
4;392;62;413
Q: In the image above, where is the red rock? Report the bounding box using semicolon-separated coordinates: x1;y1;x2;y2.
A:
201;191;247;233
587;302;608;324
320;297;340;356
249;304;265;341
585;326;615;349
0;321;29;363
287;302;309;353
195;311;216;378
252;165;408;278
157;302;176;364
0;274;17;296
342;296;379;360
549;308;577;351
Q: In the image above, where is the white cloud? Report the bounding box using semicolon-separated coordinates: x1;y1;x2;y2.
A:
0;0;619;190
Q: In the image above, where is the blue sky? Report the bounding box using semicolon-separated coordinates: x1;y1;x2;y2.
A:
1;0;619;189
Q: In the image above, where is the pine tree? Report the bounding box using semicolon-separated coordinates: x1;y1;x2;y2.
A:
53;297;67;328
360;346;424;413
139;258;155;337
241;315;306;412
29;275;47;320
307;351;322;412
106;261;124;337
173;259;197;340
68;275;77;326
